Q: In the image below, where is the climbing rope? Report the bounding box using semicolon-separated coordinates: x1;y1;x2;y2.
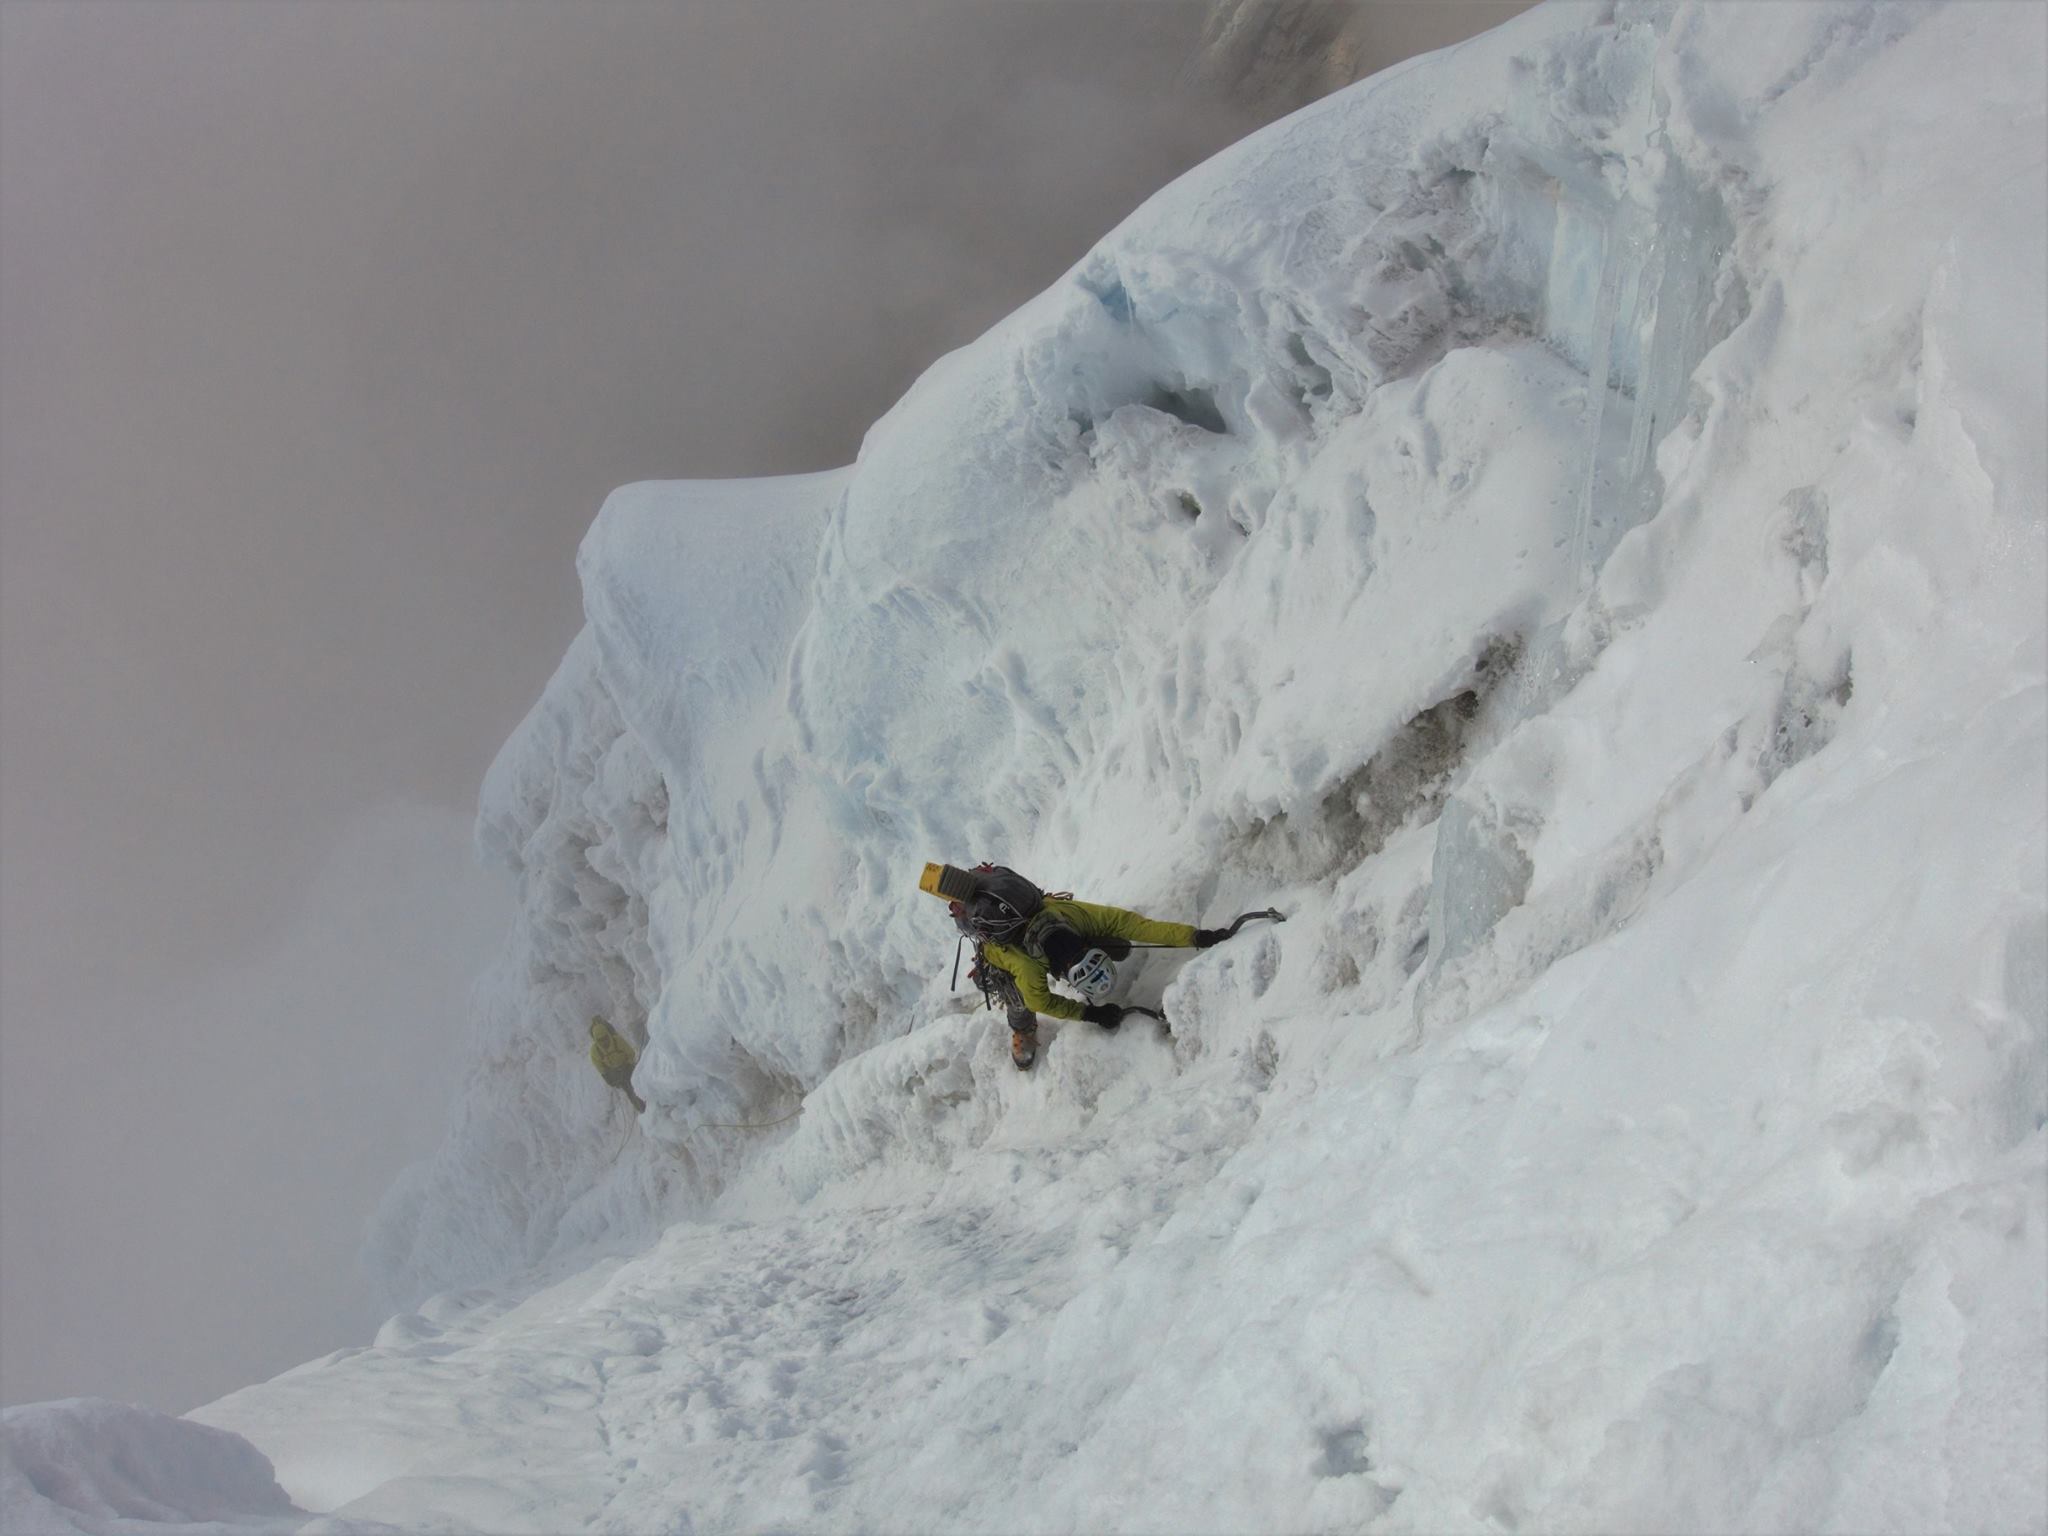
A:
601;913;1286;1150
597;1099;636;1171
598;1100;805;1170
687;1106;804;1133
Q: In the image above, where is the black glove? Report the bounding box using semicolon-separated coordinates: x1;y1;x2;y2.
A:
1081;1003;1124;1030
1193;928;1231;949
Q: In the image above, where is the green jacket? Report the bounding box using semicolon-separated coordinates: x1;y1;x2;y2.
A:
588;1017;638;1087
980;898;1197;1022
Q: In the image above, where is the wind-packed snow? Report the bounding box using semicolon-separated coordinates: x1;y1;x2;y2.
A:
12;2;2040;1532
1;1400;302;1535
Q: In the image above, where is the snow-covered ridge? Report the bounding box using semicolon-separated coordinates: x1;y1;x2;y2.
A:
154;3;2048;1531
366;1;1766;1298
2;1399;302;1534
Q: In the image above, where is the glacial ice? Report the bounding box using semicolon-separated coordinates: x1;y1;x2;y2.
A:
368;2;1799;1293
1422;141;1739;984
170;5;2045;1532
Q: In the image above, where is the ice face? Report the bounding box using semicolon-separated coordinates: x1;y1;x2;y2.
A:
1421;132;1740;985
1485;145;1739;596
194;10;2048;1530
375;11;1760;1297
1426;790;1536;971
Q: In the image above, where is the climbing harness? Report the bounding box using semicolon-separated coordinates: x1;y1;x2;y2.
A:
963;936;1029;1015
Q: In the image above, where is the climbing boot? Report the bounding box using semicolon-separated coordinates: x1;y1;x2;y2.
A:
1010;1022;1038;1071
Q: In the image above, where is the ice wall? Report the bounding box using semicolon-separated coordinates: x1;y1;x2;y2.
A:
366;0;2043;1336
368;0;1742;1301
194;8;2044;1529
1422;117;1741;982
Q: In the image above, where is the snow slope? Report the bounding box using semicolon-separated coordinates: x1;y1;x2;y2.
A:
16;2;2040;1532
2;1400;302;1535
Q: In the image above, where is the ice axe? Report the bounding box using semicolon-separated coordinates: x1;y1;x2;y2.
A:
1123;907;1289;950
1218;907;1286;938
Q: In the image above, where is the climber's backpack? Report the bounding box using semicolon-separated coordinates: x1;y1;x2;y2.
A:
956;863;1048;944
923;860;1055;944
930;861;1106;998
954;865;1133;980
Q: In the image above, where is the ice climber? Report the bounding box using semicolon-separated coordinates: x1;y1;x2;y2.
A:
920;861;1283;1070
588;1016;646;1114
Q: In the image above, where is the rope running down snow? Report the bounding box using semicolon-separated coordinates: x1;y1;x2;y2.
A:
604;1103;805;1171
627;916;1281;1147
689;1107;804;1132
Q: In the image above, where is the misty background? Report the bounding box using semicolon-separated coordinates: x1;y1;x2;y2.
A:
1;0;1528;1414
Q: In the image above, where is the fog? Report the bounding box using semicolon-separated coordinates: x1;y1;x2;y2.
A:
0;1;1526;1413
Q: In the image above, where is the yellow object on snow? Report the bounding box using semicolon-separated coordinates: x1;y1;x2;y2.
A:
588;1017;646;1113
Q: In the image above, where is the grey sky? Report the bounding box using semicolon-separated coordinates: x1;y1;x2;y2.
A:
0;1;1528;1414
